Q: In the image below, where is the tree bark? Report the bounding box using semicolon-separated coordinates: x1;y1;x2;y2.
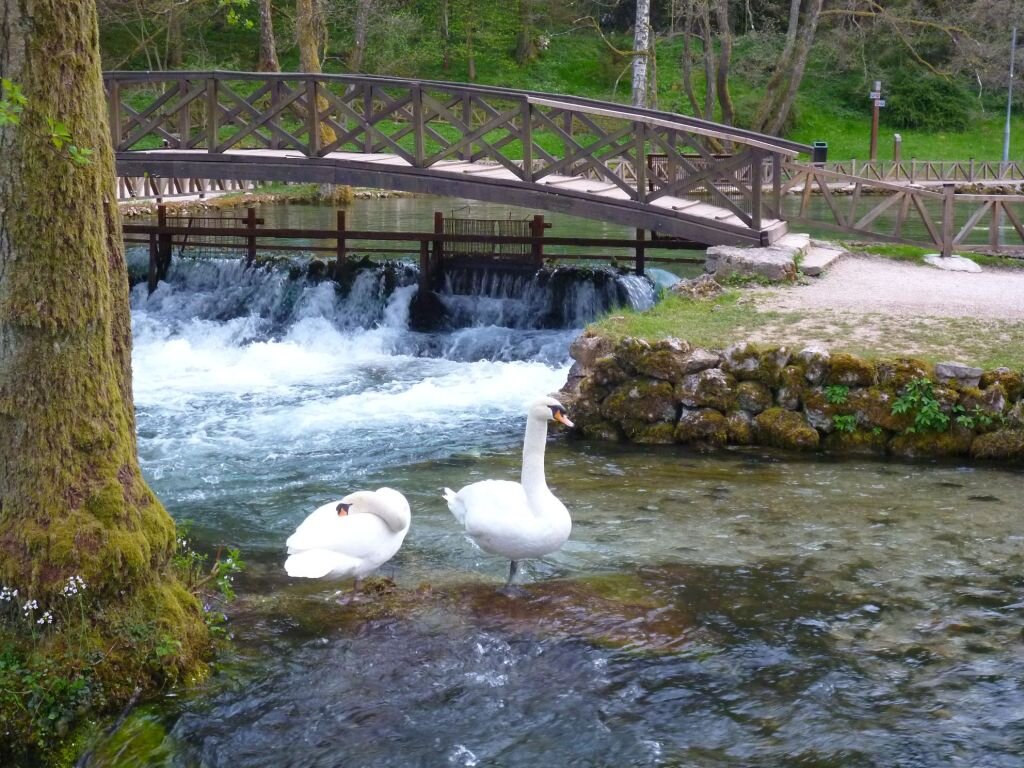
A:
295;0;336;144
258;0;281;72
348;0;372;72
167;3;183;68
515;0;537;65
441;0;451;73
712;0;735;127
0;0;206;693
632;0;651;107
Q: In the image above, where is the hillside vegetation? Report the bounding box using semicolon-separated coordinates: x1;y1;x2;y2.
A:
98;0;1023;161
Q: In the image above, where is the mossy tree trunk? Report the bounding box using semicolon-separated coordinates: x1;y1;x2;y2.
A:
0;0;206;679
295;0;337;145
258;0;281;72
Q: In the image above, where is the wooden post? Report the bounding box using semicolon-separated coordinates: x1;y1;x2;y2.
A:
771;153;782;217
147;232;159;294
269;80;282;150
412;85;425;167
530;214;545;267
432;211;444;289
156;204;172;281
750;151;763;231
941;182;955;258
334;209;347;275
206;77;219;151
107;78;122;150
635;228;646;277
176;79;189;148
969;157;975;182
991;201;1003;251
634;125;646;203
364;87;374;154
521;100;533;182
246;206;258;264
306;79;320;157
419;239;431;294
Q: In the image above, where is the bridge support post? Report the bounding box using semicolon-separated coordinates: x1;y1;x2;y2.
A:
941;182;955;258
156;204;172;283
147;233;159;295
750;152;763;231
432;212;444;289
335;210;347;275
245;207;258;264
530;215;545;268
635;228;646;277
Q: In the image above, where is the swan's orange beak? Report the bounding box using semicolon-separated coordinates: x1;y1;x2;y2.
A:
554;411;574;428
336;502;351;517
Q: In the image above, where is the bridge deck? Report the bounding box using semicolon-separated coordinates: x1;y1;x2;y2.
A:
118;148;789;246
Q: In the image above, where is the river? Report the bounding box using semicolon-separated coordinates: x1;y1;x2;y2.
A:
85;197;1024;767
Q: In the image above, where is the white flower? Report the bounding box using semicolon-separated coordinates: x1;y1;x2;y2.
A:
36;611;53;625
22;598;38;615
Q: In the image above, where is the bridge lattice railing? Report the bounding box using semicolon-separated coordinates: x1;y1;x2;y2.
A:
104;71;807;234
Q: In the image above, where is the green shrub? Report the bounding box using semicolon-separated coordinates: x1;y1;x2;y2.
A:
883;70;971;132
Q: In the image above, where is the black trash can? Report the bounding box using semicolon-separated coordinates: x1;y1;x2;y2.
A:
812;141;828;164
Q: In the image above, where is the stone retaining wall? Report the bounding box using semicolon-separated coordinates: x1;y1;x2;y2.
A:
561;333;1024;461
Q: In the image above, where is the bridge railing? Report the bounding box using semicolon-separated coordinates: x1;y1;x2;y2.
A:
103;71;809;235
811;159;1024;184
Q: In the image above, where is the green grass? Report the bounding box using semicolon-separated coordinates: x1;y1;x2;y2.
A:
857;243;1024;270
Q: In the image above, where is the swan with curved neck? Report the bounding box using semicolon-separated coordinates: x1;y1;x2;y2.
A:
444;396;574;585
284;488;411;581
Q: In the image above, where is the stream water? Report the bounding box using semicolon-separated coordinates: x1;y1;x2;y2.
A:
86;198;1024;767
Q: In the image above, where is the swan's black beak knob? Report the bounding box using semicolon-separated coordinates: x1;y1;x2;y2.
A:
551;406;574;428
337;502;351;517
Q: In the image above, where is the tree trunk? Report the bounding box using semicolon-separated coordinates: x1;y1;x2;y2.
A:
515;0;537;65
349;0;372;72
0;0;207;714
295;0;337;144
712;0;735;127
466;5;476;81
258;0;281;72
167;4;183;68
441;0;451;73
632;0;651;107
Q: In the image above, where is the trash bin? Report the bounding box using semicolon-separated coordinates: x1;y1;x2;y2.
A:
812;141;828;164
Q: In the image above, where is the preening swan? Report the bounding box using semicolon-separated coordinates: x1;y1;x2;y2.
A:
284;488;411;580
444;396;573;585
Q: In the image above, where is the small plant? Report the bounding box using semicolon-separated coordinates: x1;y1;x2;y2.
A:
824;384;850;405
891;377;950;433
953;404;998;431
832;414;857;433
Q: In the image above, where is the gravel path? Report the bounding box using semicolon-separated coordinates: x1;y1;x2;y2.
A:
757;254;1024;320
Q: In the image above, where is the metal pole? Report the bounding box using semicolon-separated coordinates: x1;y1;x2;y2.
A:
998;28;1017;246
869;80;881;162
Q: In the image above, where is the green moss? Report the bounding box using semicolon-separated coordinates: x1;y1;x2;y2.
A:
979;368;1024;400
848;387;913;433
970;429;1024;461
877;358;935;388
888;428;974;459
735;380;773;414
754;408;821;451
624;420;678;444
579;419;623;441
823;428;889;456
85;708;175;766
776;365;806;410
601;379;678;424
675;369;737;411
675;408;729;446
726;411;756;444
826;353;877;387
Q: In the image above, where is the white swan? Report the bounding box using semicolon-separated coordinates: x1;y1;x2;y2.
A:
444;396;574;585
284;487;411;581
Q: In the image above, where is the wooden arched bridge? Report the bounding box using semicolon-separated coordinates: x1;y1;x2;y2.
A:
104;71;810;247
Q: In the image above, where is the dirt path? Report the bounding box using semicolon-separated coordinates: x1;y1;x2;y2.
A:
733;254;1024;367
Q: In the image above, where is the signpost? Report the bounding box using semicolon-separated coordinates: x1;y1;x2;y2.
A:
869;80;884;161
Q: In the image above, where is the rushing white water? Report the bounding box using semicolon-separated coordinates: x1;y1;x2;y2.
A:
128;252;656;547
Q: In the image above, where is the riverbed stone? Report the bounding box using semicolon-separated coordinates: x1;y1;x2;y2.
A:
877;358;934;389
579;418;624;442
675;369;737;411
591;356;630;387
796;346;830;385
754;408;820;451
979;368;1024;400
725;410;755;444
776;365;805;410
602;378;678;424
825;353;877;387
970;429;1024;461
823;428;889;456
675;408;729;446
735;381;773;414
627;338;698;381
802;387;839;433
935;361;983;389
888;427;974;459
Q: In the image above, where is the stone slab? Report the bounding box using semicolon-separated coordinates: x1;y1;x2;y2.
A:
923;254;982;273
801;246;846;277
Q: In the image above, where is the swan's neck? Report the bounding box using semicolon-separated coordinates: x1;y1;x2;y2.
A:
520;415;551;498
368;499;410;533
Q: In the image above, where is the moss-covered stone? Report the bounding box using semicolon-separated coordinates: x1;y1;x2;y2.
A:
591;356;631;387
801;387;839;433
569;330;615;370
823;428;889;456
725;410;755;444
735;380;773;414
776;365;805;410
979;367;1024;401
1007;402;1024;429
679;348;723;373
796;346;830;384
958;384;1007;419
675;369;737;411
624;420;678;444
877;358;934;389
888;427;974;459
625;337;697;381
754;408;820;451
613;337;653;373
722;343;790;386
970;429;1024;461
601;378;678;424
674;408;729;446
825;353;877;387
579;419;624;441
848;387;913;433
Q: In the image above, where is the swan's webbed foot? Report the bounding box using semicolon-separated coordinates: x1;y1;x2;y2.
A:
504;560;519;587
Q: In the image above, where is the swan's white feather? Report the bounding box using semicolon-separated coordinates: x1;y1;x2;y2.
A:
284;549;364;579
